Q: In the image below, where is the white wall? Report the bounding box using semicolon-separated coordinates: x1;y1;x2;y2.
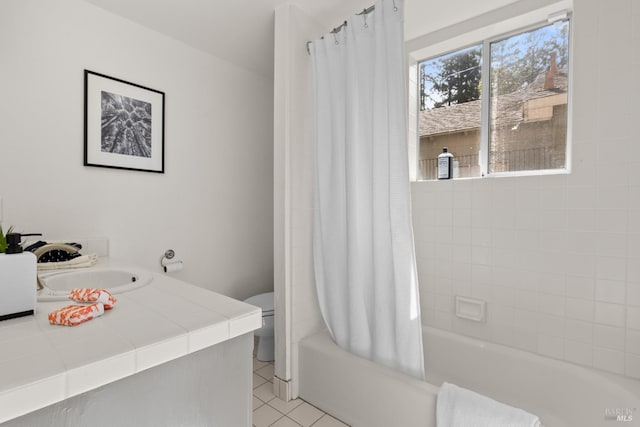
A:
0;0;273;300
412;0;640;379
273;3;325;399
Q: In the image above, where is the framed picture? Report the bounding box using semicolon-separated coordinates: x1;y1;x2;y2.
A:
84;70;165;173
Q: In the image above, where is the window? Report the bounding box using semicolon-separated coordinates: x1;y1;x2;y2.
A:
417;15;570;180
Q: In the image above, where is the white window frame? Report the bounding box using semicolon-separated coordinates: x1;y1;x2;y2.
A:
408;1;573;181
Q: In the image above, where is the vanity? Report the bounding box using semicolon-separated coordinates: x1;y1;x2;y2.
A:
0;259;261;426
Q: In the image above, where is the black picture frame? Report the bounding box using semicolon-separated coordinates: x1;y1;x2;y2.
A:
84;70;165;173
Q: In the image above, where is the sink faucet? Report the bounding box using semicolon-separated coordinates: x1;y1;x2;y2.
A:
34;244;80;290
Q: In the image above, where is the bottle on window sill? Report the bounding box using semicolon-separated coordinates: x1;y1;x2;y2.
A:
437;147;453;180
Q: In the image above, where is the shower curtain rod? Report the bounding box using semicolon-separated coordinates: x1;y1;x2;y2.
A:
306;4;375;55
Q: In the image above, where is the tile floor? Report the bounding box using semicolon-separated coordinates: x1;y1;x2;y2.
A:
252;357;350;427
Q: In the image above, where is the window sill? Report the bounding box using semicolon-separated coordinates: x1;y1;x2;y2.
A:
412;168;569;183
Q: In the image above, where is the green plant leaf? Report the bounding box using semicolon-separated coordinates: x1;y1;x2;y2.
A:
0;225;14;253
0;225;6;253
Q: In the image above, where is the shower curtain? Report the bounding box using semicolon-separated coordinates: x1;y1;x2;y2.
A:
310;0;424;380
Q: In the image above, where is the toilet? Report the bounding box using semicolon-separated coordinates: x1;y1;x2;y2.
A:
244;291;274;361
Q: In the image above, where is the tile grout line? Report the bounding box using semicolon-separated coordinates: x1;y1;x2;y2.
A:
253;357;349;427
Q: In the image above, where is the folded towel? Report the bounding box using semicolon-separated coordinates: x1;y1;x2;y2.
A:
437;382;541;427
37;253;98;271
69;288;117;309
48;303;105;326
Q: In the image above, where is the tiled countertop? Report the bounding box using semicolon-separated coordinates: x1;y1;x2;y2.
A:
0;261;261;423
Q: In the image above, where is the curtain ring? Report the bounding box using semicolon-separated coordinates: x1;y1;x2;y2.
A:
363;9;369;28
392;0;398;12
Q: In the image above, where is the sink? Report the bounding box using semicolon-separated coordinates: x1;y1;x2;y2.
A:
38;267;153;301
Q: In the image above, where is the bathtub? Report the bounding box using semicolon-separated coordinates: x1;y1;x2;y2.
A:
299;327;640;427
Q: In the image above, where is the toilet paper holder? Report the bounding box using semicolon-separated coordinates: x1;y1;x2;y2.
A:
163;249;175;261
161;249;183;273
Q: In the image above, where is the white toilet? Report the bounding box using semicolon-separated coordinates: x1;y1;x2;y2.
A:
244;291;274;361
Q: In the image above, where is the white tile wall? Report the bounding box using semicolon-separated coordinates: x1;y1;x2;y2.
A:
411;0;640;379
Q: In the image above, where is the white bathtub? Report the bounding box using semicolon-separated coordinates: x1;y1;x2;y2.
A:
299;327;640;427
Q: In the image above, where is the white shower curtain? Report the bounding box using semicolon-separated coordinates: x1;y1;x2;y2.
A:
310;0;424;380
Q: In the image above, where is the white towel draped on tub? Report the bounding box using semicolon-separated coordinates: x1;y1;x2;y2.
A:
437;382;541;427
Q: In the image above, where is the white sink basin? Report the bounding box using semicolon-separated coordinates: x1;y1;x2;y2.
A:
38;267;153;301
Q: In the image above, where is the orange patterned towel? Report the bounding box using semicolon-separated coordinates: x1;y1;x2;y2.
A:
48;303;105;326
69;288;117;309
